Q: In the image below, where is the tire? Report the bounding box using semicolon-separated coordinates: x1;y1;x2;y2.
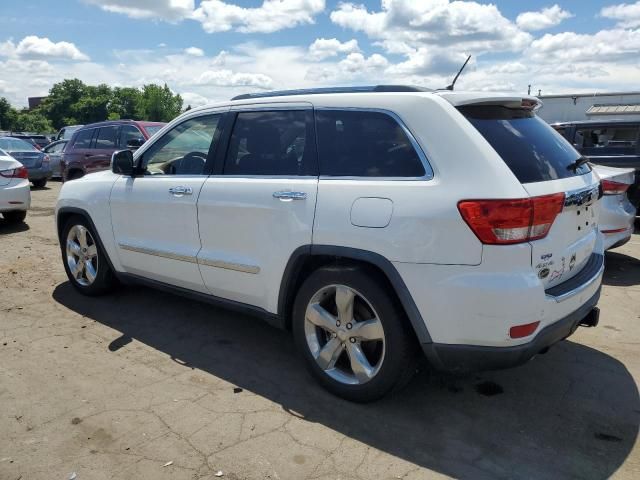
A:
67;170;84;181
32;179;47;188
292;265;418;402
61;215;116;296
3;210;27;224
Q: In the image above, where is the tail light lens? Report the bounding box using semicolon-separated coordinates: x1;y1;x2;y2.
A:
0;166;28;179
601;179;629;195
458;193;565;245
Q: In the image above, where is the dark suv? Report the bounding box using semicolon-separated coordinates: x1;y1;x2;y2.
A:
62;120;165;180
552;119;640;207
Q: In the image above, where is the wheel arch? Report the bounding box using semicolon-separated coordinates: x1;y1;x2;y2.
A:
278;245;432;345
56;206;119;276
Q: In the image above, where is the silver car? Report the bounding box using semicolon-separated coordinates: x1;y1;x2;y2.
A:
594;164;637;250
42;140;68;179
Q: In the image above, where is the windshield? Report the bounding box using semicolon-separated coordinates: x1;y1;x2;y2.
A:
143;125;164;137
459;106;590;184
0;137;39;152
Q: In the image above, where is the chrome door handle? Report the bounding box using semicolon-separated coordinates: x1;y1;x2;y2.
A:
169;186;193;196
273;191;307;201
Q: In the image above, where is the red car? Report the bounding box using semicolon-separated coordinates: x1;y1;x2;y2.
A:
62;120;165;180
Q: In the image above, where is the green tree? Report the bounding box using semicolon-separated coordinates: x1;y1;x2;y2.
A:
109;87;142;120
0;97;17;130
137;84;183;122
12;109;53;132
71;84;112;124
41;78;87;129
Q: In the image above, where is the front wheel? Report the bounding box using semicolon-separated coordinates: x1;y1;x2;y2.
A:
292;266;417;402
61;216;116;295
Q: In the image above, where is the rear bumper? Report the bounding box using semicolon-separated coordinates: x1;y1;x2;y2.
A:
422;288;601;372
28;165;52;181
0;179;31;212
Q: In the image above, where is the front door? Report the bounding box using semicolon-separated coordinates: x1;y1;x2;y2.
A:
110;111;226;292
197;106;318;312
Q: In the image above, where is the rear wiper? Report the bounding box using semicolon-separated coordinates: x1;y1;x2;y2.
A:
567;156;589;171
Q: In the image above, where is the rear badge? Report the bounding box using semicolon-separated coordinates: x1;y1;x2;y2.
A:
538;268;550;279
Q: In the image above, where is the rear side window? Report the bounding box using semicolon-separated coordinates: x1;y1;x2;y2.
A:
574;125;639;151
96;126;118;149
224;110;314;176
460;106;590;184
120;125;143;147
316;110;425;177
73;129;94;149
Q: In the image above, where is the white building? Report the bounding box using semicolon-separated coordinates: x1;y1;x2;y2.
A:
536;91;640;124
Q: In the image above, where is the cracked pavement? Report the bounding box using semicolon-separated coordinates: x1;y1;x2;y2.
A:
0;182;639;479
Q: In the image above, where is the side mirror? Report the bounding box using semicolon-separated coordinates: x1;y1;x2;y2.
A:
111;150;135;175
126;138;144;150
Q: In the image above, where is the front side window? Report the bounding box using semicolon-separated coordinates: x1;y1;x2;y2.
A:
224;110;314;176
575;126;639;151
95;126;118;149
315;110;426;177
119;125;144;148
141;114;220;175
73;129;94;149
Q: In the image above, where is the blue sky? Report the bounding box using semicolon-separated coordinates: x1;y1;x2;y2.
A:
1;1;639;107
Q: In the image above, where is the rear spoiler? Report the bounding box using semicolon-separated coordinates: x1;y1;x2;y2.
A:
437;93;543;111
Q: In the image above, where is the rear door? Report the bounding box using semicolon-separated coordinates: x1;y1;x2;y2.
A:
461;104;602;289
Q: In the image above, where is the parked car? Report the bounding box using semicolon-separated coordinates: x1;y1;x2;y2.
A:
0;136;51;188
593;165;637;249
42;140;68;179
552;120;640;208
56;86;604;402
62;120;165;181
0;148;30;224
56;125;83;141
6;133;51;150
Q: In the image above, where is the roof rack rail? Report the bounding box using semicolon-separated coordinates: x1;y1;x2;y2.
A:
231;85;431;101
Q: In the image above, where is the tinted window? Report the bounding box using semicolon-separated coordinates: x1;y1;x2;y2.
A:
142;114;220;175
574;126;638;151
143;125;163;137
119;125;143;147
73;129;94;149
224;110;313;176
460;106;590;183
95;126;118;149
315;110;425;177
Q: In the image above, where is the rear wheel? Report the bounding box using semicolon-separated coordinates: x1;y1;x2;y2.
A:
32;179;47;188
292;265;417;402
61;216;116;295
3;210;27;224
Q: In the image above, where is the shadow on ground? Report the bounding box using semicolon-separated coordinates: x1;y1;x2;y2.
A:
53;282;639;479
0;219;29;234
604;250;640;287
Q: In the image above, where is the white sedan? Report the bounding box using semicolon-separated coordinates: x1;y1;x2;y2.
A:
0;148;30;224
594;165;637;250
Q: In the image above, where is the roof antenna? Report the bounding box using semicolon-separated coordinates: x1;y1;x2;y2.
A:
445;55;471;91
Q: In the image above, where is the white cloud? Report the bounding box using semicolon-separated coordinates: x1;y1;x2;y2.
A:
308;38;360;60
83;0;194;21
0;36;89;61
193;0;325;33
184;46;204;56
181;91;210;107
195;69;273;88
600;1;640;28
516;4;573;31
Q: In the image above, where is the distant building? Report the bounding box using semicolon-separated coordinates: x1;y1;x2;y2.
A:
536;91;640;123
28;96;47;110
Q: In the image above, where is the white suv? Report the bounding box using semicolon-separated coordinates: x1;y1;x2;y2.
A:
56;87;604;402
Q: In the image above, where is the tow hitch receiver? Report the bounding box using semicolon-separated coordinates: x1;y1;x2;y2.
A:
579;307;600;328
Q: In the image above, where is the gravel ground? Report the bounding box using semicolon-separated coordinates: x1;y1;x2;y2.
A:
1;181;639;480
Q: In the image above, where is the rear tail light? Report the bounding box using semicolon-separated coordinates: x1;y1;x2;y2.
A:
601;179;629;195
0;166;28;179
458;193;565;245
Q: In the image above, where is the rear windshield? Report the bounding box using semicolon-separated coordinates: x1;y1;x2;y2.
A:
459;106;590;183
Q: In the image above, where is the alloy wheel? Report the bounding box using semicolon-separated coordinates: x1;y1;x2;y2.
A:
304;284;386;385
66;225;98;286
